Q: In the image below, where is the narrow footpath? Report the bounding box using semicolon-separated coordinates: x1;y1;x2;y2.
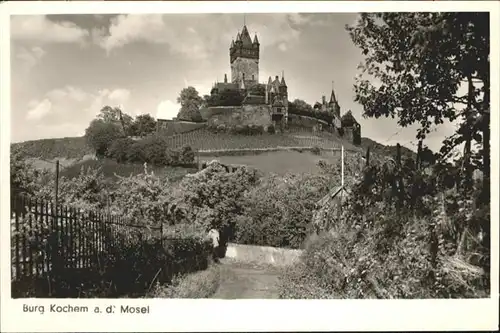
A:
211;259;281;299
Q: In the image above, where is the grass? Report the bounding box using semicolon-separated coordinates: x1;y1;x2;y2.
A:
12;136;93;160
200;150;349;175
147;263;221;298
162;128;359;151
59;158;198;182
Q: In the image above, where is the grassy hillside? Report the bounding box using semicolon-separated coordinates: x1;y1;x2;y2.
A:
360;137;417;159
12;136;93;160
200;149;357;176
163;128;360;151
59;158;198;183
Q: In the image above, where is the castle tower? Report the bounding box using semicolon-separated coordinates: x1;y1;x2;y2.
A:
230;25;259;86
329;83;341;117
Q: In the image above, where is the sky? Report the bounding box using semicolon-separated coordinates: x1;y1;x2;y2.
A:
10;13;458;151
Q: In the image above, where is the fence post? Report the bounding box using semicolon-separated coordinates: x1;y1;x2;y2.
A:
55;160;59;208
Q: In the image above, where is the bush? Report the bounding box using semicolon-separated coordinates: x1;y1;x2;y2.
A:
168;161;259;246
85;119;123;157
279;153;490;299
267;124;276;134
177;102;203;122
235;173;331;249
311;146;321;155
107;137;135;163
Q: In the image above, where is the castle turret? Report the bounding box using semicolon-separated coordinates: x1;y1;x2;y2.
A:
329;85;340;117
230;25;259;85
253;33;259;46
224;74;228;83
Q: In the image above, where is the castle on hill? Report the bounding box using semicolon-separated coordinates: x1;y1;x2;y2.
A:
159;23;361;145
208;24;357;138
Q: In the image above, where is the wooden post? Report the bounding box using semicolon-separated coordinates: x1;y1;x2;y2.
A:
55;160;59;208
341;145;344;189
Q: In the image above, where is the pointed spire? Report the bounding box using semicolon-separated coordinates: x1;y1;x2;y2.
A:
280;70;286;86
224;74;228;83
329;81;338;104
253;33;259;45
231;39;235;48
236;31;241;41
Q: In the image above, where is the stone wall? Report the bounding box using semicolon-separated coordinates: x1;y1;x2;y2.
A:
206;105;272;128
157;120;206;136
288;114;335;134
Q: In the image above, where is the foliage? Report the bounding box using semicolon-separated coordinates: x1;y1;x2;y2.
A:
85;119;123;157
207;123;265;136
107;137;135;163
289;99;335;125
207;89;245;107
167;161;259;245
347;12;490;193
288;99;313;114
10;148;51;197
177;102;204;123
109;135;195;167
11;160;212;298
98;105;134;136
148;263;221;298
59;158;197;185
235;173;331;249
248;84;266;96
129;114;157;137
177;86;204;108
281;146;489;298
110;167;171;227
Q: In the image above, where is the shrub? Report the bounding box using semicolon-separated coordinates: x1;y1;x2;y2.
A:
235;173;331;248
279;152;490;299
107;137;135;163
177;102;203;123
267;124;276;134
311;146;321;155
85;119;123;157
168;161;259;245
179;146;196;166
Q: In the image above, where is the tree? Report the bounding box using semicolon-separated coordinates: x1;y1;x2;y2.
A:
177;86;203;108
85;119;123;157
347;13;489;195
98;106;134;136
289;99;313;114
130;114;157;137
177;102;203;122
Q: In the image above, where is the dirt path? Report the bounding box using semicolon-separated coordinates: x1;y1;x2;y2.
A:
211;259;281;299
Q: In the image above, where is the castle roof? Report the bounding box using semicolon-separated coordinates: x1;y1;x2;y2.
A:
240;25;253;46
280;75;286;86
253;34;259;45
329;88;338;105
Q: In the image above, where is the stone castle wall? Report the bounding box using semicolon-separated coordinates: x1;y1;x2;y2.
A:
205;105;272;128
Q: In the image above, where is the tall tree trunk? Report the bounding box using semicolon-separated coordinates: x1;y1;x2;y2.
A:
461;74;474;192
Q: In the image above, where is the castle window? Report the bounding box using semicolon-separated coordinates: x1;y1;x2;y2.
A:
276;107;282;113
